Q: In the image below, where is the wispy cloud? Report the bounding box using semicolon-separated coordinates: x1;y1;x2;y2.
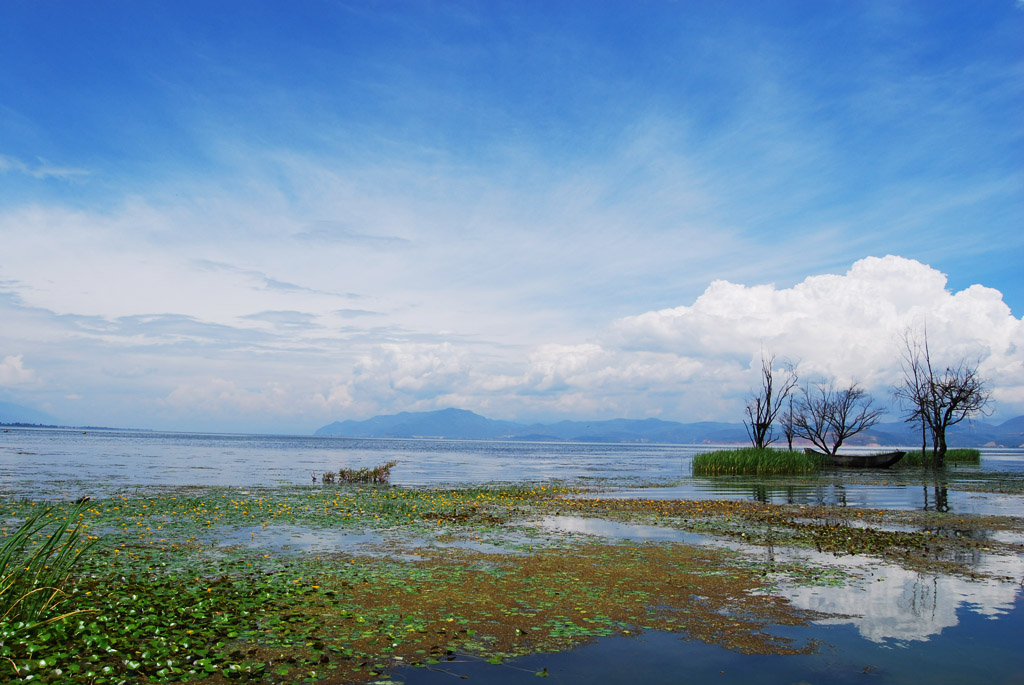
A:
190;260;350;299
240;310;320;329
294;221;411;248
336;309;385;319
0;154;90;180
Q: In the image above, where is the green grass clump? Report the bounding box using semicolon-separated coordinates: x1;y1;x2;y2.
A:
1;501;94;636
692;447;824;476
898;448;982;467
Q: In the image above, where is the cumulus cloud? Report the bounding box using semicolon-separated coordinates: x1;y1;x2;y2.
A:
350;343;469;401
521;344;719;395
608;256;1023;399
0;355;34;386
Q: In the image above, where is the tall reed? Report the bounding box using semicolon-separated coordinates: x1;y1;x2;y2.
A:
692;447;824;476
0;500;95;634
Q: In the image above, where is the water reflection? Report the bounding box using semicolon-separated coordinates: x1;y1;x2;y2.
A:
924;485;949;512
209;524;523;557
530;516;711;546
596;481;1023;517
533;517;1024;645
772;550;1024;643
214;525;388;553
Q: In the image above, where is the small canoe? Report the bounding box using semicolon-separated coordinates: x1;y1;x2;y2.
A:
804;449;906;469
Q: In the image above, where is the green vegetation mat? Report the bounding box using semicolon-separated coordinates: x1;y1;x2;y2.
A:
1;482;1022;683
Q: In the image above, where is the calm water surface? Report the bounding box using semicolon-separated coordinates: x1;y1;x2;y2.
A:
0;427;698;497
3;427;1022;504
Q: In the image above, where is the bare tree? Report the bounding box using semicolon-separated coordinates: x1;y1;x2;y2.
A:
894;328;991;467
793;380;885;456
743;353;798;449
893;329;932;460
781;395;796;451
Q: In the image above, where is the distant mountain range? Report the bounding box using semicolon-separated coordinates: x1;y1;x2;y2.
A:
315;408;1024;447
0;401;58;426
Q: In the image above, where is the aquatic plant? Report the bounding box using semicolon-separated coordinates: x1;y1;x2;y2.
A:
0;501;94;637
692;447;824;476
897;448;981;467
334;460;399;484
2;480;1018;682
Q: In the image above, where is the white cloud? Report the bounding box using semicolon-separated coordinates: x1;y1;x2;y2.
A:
160;379;335;427
350;343;470;401
522;344;720;395
0;154;90;180
3;250;1022;429
0;355;34;386
609;255;1024;400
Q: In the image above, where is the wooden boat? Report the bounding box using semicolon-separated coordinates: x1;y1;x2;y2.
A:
804;449;905;469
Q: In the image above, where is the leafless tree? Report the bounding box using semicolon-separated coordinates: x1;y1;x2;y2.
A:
893;329;932;459
894;328;991;467
793;380;885;456
781;395;796;451
744;353;798;449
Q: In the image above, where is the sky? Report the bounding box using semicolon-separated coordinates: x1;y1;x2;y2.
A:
1;0;1022;434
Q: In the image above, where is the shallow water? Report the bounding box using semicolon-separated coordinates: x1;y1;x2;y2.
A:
532;515;1024;644
392;600;1024;684
210;523;522;557
529;515;713;546
400;515;1024;684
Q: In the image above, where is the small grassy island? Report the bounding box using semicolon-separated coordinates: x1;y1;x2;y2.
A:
691;447;983;476
692;447;824;476
898;448;981;466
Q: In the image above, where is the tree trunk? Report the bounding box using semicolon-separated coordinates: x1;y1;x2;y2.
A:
935;430;948;468
920;419;927;465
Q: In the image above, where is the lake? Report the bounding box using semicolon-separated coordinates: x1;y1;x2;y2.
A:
2;427;1023;683
2;427;1022;514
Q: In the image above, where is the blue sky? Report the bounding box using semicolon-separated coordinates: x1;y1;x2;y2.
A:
1;1;1022;433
